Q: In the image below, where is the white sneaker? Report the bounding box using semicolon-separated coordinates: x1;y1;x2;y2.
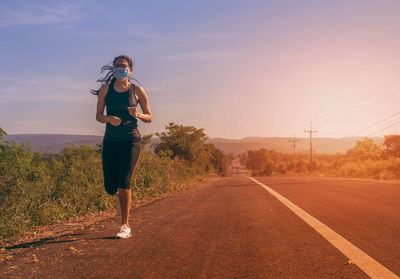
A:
116;224;132;239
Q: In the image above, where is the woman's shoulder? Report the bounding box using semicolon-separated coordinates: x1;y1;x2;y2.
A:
98;83;110;98
133;84;147;96
101;83;110;90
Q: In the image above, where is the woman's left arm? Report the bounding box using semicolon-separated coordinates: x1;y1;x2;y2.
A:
135;85;152;123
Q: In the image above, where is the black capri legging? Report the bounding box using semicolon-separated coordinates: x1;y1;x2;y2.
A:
102;138;141;195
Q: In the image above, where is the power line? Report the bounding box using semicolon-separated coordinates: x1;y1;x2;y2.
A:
304;123;317;166
315;64;400;127
318;77;400;128
349;112;400;136
367;120;400;137
315;111;400;151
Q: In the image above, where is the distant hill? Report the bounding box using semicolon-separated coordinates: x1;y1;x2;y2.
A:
3;134;105;154
3;134;160;154
3;134;384;155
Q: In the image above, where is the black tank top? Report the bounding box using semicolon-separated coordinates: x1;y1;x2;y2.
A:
104;79;141;141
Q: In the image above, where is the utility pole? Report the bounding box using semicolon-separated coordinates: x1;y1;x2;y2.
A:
288;136;300;161
304;123;317;167
289;136;301;173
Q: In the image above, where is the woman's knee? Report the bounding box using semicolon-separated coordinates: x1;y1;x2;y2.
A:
105;184;118;196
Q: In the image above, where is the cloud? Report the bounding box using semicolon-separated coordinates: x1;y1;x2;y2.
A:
352;102;371;106
0;76;95;105
152;32;233;45
145;87;164;93
184;120;207;126
161;50;232;61
0;2;84;28
195;32;232;40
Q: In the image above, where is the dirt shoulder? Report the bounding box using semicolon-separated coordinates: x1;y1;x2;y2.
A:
0;175;219;267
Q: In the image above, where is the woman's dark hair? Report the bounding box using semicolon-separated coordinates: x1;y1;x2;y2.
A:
90;54;141;95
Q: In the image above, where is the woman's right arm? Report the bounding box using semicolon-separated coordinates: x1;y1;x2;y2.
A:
96;84;110;123
96;84;121;126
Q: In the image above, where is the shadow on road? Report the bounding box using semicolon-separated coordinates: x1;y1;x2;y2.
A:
2;233;121;250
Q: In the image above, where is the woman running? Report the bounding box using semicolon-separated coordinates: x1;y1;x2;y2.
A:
92;54;152;238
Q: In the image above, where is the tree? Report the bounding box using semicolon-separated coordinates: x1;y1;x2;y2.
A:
0;126;6;143
383;135;400;158
346;138;383;160
206;143;229;176
154;122;211;170
246;148;267;170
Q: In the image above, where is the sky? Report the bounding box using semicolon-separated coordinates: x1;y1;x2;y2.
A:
0;0;399;139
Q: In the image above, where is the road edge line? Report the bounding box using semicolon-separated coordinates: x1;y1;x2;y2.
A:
248;176;399;279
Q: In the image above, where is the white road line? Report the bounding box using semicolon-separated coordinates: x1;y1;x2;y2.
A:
248;176;399;279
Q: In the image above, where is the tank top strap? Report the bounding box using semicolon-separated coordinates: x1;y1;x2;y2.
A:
129;83;139;106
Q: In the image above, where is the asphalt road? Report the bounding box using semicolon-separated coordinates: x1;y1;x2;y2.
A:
2;159;399;278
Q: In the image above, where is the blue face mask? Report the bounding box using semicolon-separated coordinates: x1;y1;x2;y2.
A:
113;68;129;80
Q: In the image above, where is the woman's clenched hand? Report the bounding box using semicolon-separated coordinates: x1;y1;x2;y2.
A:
109;116;122;126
